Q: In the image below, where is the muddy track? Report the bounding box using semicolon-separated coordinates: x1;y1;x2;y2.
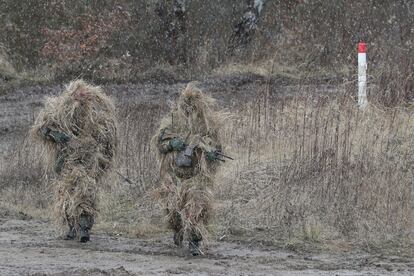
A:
1;217;412;276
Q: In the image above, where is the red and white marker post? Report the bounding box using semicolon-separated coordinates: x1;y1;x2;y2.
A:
357;42;368;109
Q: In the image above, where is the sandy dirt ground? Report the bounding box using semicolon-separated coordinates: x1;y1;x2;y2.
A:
1;216;413;276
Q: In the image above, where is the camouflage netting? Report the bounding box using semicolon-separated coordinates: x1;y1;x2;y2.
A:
151;83;227;244
30;79;118;235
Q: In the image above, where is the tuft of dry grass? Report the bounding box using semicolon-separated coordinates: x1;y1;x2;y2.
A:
0;134;49;215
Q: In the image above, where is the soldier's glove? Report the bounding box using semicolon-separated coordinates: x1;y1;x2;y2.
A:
40;126;70;144
49;130;71;144
40;126;50;137
169;137;186;151
206;150;218;161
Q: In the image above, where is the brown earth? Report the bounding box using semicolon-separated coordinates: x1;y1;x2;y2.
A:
1;214;412;276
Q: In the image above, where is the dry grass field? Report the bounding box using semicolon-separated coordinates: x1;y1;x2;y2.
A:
1;1;413;274
1;74;413;251
0;74;413;274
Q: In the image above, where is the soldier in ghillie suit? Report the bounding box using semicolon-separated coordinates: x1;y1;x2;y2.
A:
152;83;228;255
31;80;117;243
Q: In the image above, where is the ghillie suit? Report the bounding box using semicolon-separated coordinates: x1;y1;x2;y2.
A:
151;83;227;255
31;80;117;242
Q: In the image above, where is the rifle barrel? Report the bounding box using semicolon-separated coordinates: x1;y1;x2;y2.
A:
216;152;234;160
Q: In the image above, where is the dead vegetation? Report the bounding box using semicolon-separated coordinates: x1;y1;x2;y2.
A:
0;79;412;255
0;0;413;255
1;0;413;103
215;85;414;251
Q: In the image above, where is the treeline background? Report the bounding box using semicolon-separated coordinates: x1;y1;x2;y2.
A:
0;0;413;104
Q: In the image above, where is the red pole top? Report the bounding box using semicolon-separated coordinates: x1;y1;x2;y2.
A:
358;42;367;53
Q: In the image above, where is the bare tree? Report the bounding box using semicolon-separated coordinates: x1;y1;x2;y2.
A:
229;0;265;52
155;0;187;64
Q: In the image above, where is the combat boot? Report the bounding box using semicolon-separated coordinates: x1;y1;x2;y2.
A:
173;231;183;246
63;225;76;240
188;231;202;256
79;214;94;243
188;239;202;256
169;210;183;246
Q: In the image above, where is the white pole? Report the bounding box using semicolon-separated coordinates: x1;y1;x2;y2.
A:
358;42;368;109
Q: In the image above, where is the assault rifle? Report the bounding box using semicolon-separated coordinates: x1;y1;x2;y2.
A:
206;149;234;162
162;129;234;162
